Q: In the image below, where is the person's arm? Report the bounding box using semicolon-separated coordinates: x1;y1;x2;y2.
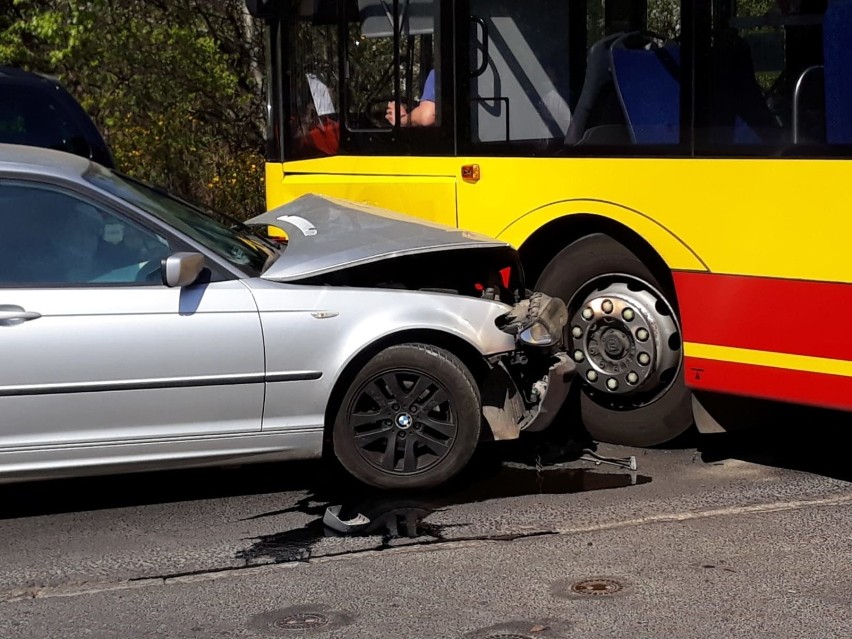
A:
408;100;436;126
385;69;437;127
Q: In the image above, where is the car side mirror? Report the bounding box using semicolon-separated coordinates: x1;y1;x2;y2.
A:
162;252;205;287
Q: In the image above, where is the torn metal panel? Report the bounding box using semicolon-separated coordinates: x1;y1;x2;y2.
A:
481;362;528;441
481;353;576;441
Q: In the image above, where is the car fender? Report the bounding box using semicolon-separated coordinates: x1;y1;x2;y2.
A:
246;282;518;432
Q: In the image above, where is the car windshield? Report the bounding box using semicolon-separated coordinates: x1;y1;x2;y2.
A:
85;166;278;275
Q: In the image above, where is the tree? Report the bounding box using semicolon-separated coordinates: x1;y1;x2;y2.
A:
0;0;267;219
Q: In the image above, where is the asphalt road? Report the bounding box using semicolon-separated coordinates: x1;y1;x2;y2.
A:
1;410;850;638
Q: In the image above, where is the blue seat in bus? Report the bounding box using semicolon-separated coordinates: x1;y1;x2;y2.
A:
824;0;852;144
611;43;680;144
564;32;628;145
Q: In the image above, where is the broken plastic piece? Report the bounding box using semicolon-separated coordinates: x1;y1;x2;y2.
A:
322;505;370;533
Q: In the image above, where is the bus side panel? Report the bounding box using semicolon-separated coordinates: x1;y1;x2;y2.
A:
456;157;852;284
265;158;460;228
674;270;852;411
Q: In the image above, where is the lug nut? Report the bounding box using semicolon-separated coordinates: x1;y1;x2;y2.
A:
606;378;619;390
582;307;594;320
414;423;421;430
410;405;418;413
391;403;400;411
586;370;598;382
602;299;614;314
638;353;651;366
636;328;649;342
622;308;635;321
399;431;406;439
572;326;583;339
573;350;585;362
627;371;639;384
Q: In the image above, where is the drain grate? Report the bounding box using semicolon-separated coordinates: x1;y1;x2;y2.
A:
272;612;330;630
569;578;623;596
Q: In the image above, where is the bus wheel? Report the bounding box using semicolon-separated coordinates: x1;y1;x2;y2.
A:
535;234;693;447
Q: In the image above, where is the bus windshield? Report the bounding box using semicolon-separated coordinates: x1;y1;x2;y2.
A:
278;0;442;161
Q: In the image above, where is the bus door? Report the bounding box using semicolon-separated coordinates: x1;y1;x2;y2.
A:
271;0;460;227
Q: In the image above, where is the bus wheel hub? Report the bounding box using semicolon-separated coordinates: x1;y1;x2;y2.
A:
569;279;680;398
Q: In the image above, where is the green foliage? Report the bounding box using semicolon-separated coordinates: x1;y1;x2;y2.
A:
0;0;266;219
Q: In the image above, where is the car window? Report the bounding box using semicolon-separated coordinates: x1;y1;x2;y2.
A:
0;83;91;158
85;166;276;276
0;182;171;287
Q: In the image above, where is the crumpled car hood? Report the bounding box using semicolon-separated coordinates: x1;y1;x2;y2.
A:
245;194;510;282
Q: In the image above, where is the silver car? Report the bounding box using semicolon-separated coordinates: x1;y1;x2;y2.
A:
0;145;573;490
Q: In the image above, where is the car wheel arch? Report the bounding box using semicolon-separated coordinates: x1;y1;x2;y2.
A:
321;328;490;456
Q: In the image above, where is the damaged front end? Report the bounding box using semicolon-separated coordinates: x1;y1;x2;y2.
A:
247;194;575;440
481;292;575;441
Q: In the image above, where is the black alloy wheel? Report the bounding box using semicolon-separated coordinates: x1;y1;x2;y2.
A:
333;343;481;490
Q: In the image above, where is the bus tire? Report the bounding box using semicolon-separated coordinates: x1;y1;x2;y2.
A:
535;233;693;447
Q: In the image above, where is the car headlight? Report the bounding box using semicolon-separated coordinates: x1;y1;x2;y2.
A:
498;292;568;348
518;321;559;347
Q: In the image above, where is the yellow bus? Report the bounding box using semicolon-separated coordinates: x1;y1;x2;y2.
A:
248;0;852;447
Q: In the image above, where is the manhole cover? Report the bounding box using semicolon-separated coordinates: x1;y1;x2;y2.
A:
569;578;622;595
272;613;330;630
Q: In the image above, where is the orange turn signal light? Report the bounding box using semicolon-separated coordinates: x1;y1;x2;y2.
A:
461;164;481;183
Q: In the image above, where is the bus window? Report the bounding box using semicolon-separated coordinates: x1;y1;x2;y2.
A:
462;0;683;154
344;0;435;130
341;0;452;154
695;0;848;154
283;0;341;161
467;0;574;146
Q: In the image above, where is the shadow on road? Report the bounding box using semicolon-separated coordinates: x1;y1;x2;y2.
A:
2;398;846;522
0;428;622;521
0;458;335;520
697;398;852;483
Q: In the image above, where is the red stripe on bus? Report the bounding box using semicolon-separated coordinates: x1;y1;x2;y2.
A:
684;356;852;411
673;271;852;361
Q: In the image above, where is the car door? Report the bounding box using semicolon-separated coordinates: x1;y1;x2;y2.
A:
0;179;265;449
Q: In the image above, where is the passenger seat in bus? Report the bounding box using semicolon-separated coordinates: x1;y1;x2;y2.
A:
570;30;782;147
566;32;681;146
610;33;680;144
564;33;631;146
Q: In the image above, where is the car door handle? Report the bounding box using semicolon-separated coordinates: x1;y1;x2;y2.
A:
0;310;42;322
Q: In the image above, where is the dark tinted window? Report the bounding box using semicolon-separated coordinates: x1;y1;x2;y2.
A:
0;84;92;158
695;0;850;155
0;183;171;287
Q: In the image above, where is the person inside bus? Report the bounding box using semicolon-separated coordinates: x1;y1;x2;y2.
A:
294;72;340;156
385;69;436;127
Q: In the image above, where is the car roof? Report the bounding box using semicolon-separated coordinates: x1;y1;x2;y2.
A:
0;143;92;180
0;66;60;86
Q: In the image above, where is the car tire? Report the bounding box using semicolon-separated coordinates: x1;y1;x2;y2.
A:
333;343;481;490
535;234;693;447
